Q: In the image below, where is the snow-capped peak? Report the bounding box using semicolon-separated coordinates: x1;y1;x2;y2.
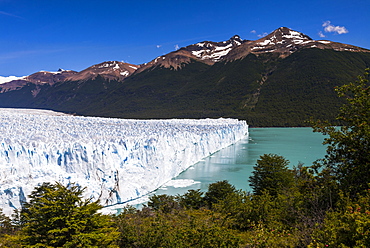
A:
229;35;243;45
255;27;312;47
277;27;311;40
94;61;120;69
187;35;246;62
234;27;315;58
64;61;139;82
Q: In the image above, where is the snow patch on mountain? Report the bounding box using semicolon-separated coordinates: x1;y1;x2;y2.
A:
129;65;138;70
191;46;234;61
318;40;332;44
0;108;248;216
256;28;312;47
283;30;307;39
187;35;246;62
120;71;130;76
97;61;121;69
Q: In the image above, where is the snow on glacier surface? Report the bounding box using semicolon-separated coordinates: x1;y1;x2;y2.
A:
0;108;248;215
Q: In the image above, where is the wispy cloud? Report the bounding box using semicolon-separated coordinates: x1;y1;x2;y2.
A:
318;31;326;38
257;32;268;38
0;10;23;19
322;21;348;34
174;44;180;50
156;45;162;48
250;30;256;34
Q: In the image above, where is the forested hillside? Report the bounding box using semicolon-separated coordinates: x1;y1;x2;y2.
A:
47;49;370;126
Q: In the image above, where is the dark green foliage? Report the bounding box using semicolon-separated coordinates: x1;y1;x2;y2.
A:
292;164;334;238
32;75;124;114
204;180;237;208
177;189;204;209
113;182;245;247
309;190;370;247
20;182;118;247
113;176;333;247
147;194;179;213
69;60;213;118
312;69;370;197
249;154;294;196
0;209;13;236
250;49;370;126
114;207;242;248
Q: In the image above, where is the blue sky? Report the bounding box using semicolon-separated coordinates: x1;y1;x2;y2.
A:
1;0;369;76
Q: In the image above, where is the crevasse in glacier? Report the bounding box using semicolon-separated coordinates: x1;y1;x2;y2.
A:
0;108;248;215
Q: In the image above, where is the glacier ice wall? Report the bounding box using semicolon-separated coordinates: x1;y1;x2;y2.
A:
0;108;248;215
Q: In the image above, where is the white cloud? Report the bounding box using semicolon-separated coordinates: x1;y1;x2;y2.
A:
250;30;256;34
318;31;326;38
322;21;348;34
156;45;162;48
174;44;180;50
257;32;268;38
0;75;26;84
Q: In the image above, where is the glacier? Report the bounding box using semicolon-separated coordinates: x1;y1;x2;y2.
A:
0;108;248;216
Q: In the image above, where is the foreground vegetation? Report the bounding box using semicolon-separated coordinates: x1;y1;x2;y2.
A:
0;69;369;247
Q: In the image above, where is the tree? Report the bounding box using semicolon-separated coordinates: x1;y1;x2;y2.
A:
249;154;294;196
312;68;370;197
147;194;179;213
0;209;13;236
177;189;204;209
204;180;237;208
20;182;118;247
309;190;370;247
114;207;242;248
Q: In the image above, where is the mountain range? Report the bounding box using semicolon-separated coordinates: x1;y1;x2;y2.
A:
1;27;369;126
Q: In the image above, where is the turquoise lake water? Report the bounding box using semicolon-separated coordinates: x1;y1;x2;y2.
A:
110;127;328;211
153;127;328;196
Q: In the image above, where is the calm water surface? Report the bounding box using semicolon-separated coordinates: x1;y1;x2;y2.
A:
154;127;327;196
112;127;328;211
